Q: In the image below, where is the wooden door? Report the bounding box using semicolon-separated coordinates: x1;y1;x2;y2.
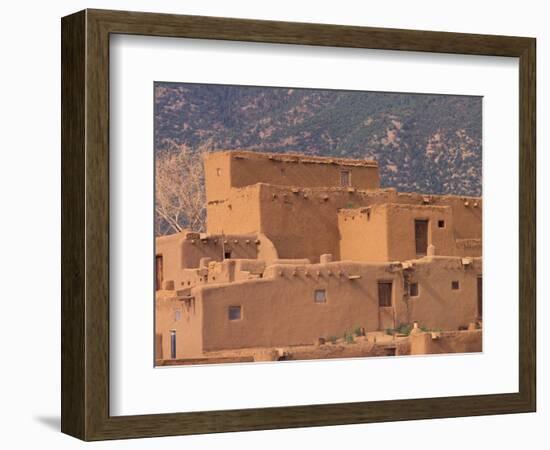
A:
378;281;395;330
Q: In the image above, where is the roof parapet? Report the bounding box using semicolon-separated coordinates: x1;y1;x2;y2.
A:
208;149;379;168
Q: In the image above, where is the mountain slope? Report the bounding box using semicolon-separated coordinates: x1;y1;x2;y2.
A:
155;82;482;196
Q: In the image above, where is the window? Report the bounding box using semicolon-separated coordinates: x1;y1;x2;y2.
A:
314;289;327;303
452;280;460;290
228;306;242;321
174;310;181;321
409;282;419;297
216;168;221;176
224;250;232;259
378;281;393;307
340;170;351;187
438;220;445;228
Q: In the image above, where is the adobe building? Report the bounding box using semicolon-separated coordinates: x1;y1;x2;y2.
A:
155;150;483;362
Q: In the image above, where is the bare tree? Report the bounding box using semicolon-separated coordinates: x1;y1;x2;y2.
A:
155;140;211;236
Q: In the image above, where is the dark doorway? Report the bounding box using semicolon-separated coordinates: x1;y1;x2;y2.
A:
415;219;429;256
477;276;483;319
378;280;394;330
155;255;163;291
378;281;393;307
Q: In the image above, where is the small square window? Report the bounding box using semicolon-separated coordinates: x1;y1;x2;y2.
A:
438;220;445;228
224;251;232;259
314;289;327;303
409;282;419;297
452;280;460;290
228;306;242;320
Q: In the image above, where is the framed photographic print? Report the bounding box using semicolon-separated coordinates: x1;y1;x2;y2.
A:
61;9;536;441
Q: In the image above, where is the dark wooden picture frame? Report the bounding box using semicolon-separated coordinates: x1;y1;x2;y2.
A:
61;9;536;441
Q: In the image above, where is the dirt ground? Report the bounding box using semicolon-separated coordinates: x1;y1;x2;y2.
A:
156;329;482;366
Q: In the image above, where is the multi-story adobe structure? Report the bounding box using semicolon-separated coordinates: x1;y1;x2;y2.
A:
155;150;482;361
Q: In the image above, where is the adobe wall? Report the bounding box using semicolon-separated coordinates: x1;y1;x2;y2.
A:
195;257;481;353
407;257;482;330
385;203;457;260
208;183;374;262
256;184;377;262
180;258;267;287
339;203;481;262
198;261;408;352
156;230;277;290
179;257;310;290
155;291;204;360
410;329;482;355
206;184;263;235
206;182;481;264
204;150;380;202
155;256;482;357
155;232;187;288
203;151;233;203
434;195;482;240
336;189;482;243
338;207;389;262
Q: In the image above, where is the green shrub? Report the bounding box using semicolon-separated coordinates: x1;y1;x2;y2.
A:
344;332;355;344
395;323;412;336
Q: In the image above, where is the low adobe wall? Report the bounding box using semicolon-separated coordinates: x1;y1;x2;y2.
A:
410;329;482;355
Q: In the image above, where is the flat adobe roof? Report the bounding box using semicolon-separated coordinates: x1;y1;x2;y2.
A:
206;150;378;168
